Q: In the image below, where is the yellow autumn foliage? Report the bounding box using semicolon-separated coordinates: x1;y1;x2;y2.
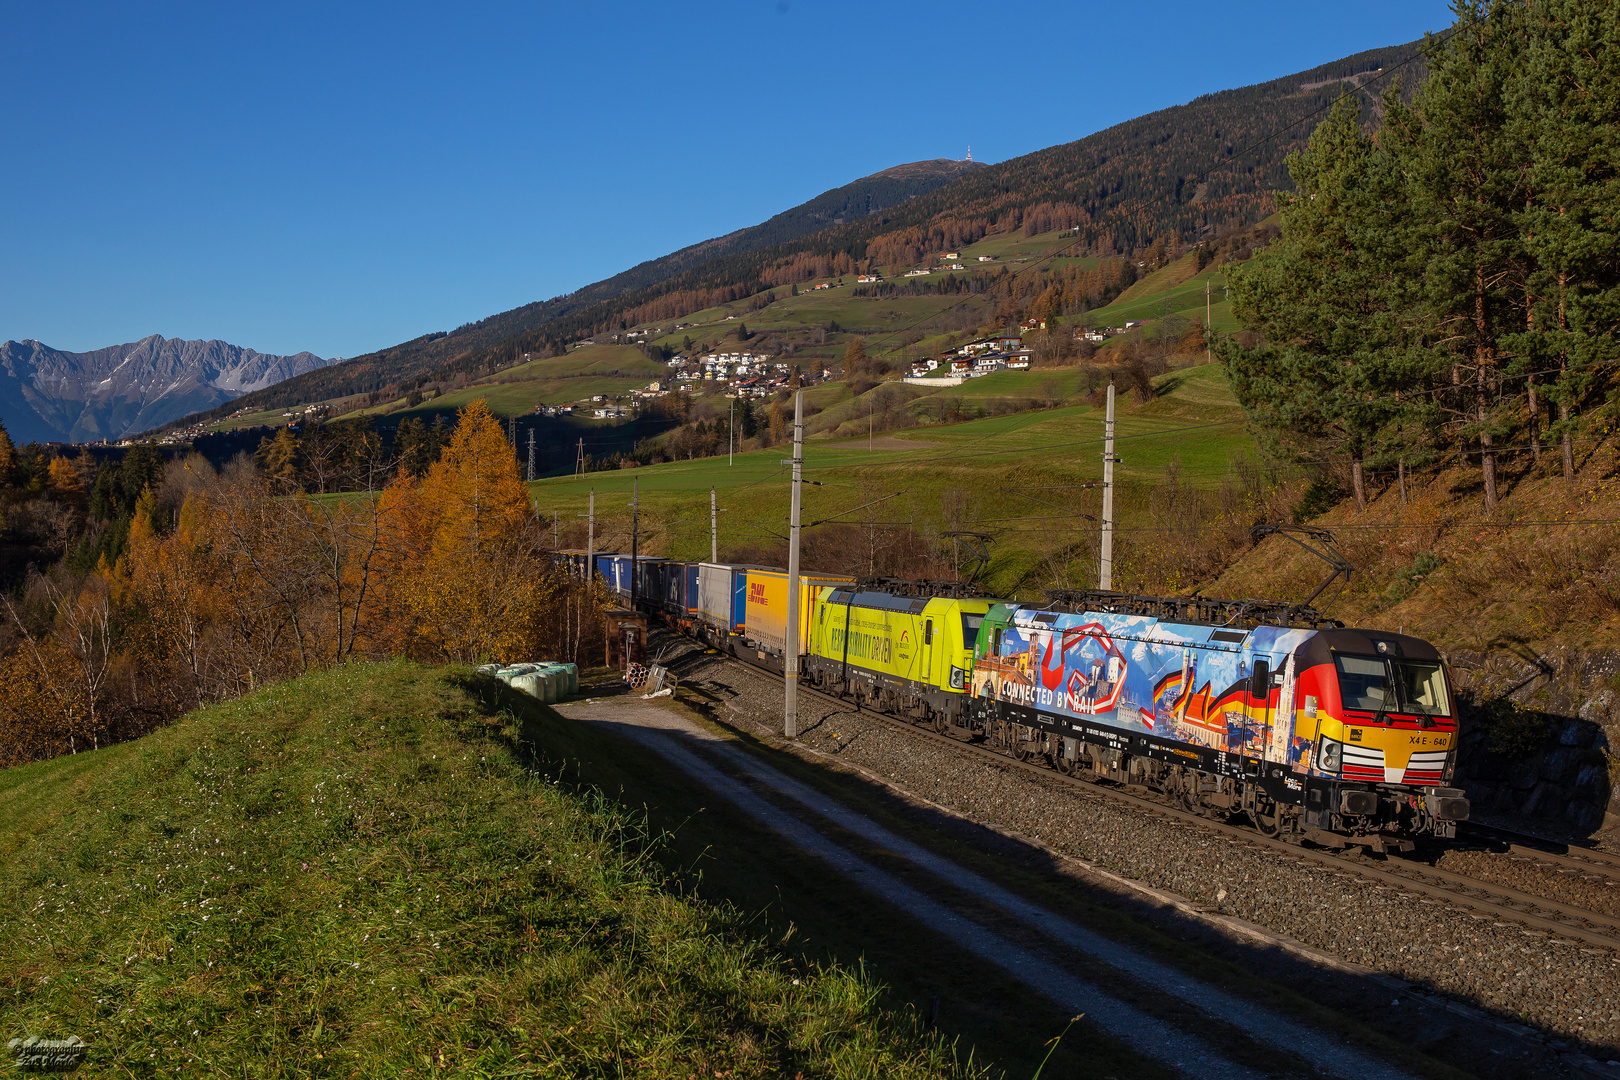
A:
382;399;558;663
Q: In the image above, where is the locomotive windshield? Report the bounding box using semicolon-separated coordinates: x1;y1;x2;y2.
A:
1334;655;1451;717
961;613;984;648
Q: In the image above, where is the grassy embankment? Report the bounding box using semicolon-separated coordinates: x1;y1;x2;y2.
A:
0;662;982;1078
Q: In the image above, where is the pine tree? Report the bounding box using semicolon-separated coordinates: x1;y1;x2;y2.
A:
1218;94;1429;510
0;420;15;487
1502;0;1620;484
1387;0;1530;511
256;427;303;492
844;336;867;374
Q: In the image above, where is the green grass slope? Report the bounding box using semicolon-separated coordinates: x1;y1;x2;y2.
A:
0;662;971;1078
529;363;1252;592
1076;251;1239;334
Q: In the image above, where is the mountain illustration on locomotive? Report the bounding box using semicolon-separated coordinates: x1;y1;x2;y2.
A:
968;591;1469;849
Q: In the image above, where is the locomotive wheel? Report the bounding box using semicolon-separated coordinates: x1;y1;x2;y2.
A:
1054;748;1078;776
931;711;949;736
1250;802;1282;837
1010;725;1034;762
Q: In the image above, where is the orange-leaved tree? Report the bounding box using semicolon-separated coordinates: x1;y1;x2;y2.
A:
124;485;221;703
383;399;558;662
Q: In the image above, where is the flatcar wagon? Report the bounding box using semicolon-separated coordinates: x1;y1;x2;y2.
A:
965;591;1469;849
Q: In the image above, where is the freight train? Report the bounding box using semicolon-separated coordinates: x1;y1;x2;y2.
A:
574;553;1469;850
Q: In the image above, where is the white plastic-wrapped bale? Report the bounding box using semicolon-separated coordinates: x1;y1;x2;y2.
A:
538;663;578;698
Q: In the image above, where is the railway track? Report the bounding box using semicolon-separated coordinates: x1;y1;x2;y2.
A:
1457;821;1620;888
697;651;1620;957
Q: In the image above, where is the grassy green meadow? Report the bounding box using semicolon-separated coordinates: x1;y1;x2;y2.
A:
0;662;982;1078
1071;251;1237;334
529;364;1260;592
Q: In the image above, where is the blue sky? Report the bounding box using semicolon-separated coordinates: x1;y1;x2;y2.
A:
2;0;1455;360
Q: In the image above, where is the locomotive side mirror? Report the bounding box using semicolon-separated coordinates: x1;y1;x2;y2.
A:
1250;659;1271;698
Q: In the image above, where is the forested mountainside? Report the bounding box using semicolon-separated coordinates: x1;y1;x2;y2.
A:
416;159;986;356
176;39;1421;425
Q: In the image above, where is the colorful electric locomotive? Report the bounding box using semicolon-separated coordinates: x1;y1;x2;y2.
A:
965;592;1469;849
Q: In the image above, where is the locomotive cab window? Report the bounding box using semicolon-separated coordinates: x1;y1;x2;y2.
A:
1335;656;1388;711
1392;659;1450;716
961;613;983;650
1335;654;1452;716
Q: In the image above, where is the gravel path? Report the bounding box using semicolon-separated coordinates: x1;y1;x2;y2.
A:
566;698;1422;1080
667;643;1620;1062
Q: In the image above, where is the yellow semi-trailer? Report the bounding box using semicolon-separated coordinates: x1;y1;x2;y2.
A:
805;585;997;730
742;568;855;668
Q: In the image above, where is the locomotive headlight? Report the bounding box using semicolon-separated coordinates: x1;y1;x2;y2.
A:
1317;736;1343;775
950;666;966;690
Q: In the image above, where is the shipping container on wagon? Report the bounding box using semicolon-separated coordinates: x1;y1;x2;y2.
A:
743;568;856;658
684;563;701;615
552;549;601;578
601;555;633;599
696;563;774;634
661;561;695;616
618;556;663;611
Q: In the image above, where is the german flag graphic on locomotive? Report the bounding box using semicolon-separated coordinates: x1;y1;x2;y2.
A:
965;591;1469;850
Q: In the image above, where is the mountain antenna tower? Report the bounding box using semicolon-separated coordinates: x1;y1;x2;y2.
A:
965;145;972;162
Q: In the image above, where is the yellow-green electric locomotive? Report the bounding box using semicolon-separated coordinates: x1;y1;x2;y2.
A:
804;581;999;731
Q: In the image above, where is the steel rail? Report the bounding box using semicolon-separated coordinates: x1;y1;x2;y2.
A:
1458;821;1620;885
700;653;1620;955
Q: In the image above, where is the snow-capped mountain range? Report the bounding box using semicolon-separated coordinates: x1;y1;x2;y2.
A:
0;334;333;444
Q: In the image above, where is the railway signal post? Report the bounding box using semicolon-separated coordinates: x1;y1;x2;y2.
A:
784;390;805;738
